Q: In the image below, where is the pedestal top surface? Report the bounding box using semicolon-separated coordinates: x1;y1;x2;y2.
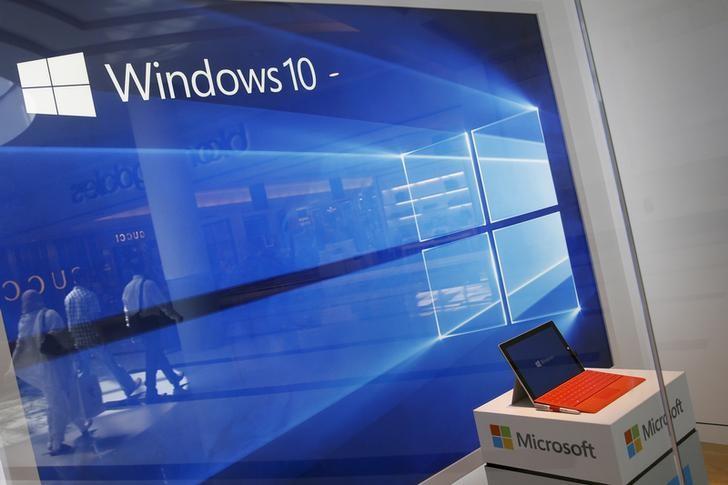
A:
474;368;684;425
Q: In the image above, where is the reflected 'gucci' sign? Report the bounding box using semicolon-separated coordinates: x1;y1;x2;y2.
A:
2;267;80;302
115;230;145;244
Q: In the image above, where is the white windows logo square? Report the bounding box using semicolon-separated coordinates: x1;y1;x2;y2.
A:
17;52;96;117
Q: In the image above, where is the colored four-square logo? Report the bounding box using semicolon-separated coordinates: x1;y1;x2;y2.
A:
490;424;513;450
624;424;643;458
667;465;693;485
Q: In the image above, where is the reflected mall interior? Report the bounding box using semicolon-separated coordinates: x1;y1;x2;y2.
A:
0;1;726;484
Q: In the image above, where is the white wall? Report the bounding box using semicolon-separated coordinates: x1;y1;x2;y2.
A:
581;0;728;443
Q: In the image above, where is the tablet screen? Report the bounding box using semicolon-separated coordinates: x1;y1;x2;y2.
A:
500;322;584;399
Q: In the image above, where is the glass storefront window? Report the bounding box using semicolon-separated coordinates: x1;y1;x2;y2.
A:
0;2;636;483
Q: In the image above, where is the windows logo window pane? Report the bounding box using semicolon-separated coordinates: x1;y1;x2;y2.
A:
472;110;557;222
53;85;96;117
47;52;90;86
16;52;96;117
401;133;485;241
16;58;51;87
422;233;505;339
19;88;57;115
493;212;579;323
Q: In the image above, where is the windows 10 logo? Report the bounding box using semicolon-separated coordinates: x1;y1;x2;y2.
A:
17;52;96;117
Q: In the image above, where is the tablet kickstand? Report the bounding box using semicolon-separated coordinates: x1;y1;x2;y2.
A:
511;378;533;407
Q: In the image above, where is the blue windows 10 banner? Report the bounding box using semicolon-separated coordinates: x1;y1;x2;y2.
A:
0;2;611;483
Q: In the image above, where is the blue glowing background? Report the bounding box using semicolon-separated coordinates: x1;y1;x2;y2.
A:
0;3;611;483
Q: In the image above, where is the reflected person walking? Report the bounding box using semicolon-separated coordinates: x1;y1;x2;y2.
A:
122;262;184;403
12;290;88;455
65;268;141;398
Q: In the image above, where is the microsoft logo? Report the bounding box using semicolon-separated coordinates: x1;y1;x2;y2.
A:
17;52;96;117
486;424;597;458
490;424;514;450
624;424;643;458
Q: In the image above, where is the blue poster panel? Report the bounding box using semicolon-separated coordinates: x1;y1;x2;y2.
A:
0;3;611;483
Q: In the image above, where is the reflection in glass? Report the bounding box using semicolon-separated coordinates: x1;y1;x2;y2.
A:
401;133;485;241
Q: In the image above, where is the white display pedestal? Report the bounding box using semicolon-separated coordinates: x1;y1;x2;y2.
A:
474;369;708;484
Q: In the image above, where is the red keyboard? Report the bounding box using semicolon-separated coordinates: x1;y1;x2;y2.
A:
537;370;621;408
